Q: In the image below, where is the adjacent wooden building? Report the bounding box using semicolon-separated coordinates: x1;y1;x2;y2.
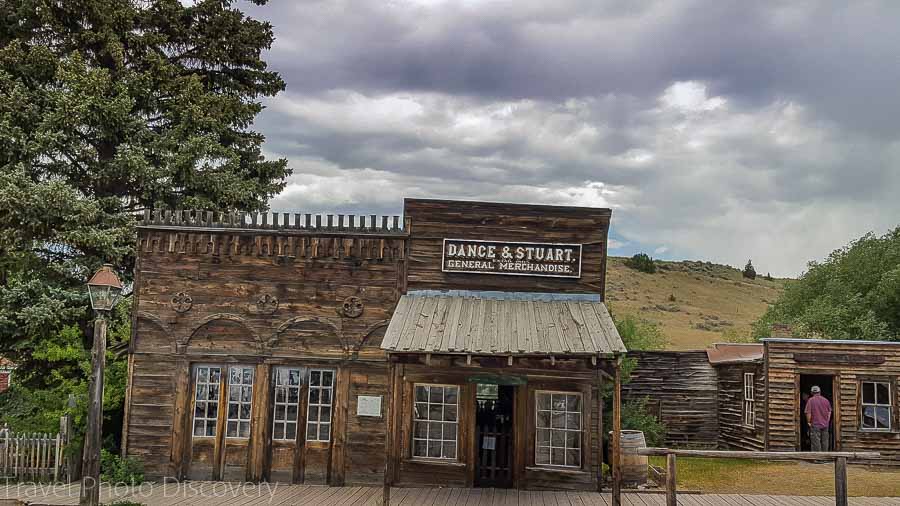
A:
626;337;900;463
123;199;628;490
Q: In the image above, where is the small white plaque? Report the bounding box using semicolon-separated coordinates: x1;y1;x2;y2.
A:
357;395;382;417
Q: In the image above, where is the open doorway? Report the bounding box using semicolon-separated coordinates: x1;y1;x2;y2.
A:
475;384;514;488
798;374;835;451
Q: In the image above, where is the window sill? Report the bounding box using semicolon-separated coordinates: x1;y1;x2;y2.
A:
405;457;466;468
858;428;894;434
526;466;589;475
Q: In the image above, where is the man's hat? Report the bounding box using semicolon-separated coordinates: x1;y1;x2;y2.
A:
811;385;821;393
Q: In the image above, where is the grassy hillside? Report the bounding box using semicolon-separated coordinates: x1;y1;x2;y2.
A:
606;257;787;350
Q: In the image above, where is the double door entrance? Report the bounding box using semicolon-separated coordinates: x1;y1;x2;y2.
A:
474;384;515;488
186;363;336;482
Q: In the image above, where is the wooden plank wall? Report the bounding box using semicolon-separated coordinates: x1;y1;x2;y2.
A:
403;199;611;297
126;220;407;482
716;363;766;451
765;340;900;462
622;351;718;448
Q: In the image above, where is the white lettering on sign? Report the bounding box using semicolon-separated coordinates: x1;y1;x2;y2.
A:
442;239;583;278
357;395;382;417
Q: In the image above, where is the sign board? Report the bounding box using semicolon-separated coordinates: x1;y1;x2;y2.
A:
442;239;582;278
356;395;382;417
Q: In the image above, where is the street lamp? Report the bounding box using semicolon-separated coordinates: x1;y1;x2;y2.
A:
80;264;122;506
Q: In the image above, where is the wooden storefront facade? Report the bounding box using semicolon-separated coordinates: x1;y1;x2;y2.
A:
123;199;626;490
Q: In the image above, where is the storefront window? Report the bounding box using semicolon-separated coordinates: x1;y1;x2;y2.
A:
307;369;334;442
861;381;892;431
413;384;459;459
192;366;221;437
535;391;582;468
226;366;254;438
272;367;302;440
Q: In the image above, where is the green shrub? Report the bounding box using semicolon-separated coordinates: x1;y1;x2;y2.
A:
621;397;667;447
101;449;144;485
625;253;656;274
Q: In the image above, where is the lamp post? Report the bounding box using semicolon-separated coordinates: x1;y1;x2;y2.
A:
80;264;123;506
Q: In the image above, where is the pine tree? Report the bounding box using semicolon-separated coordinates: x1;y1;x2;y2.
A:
0;0;289;433
742;259;757;280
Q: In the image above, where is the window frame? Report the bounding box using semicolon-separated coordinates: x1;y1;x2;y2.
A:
225;365;255;439
411;383;460;461
860;380;892;432
272;367;304;442
743;372;755;428
534;390;583;469
306;368;335;442
191;365;222;439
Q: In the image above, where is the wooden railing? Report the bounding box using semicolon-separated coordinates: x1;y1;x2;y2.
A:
0;429;67;482
636;448;880;506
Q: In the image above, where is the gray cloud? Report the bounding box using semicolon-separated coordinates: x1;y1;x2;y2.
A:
246;0;900;276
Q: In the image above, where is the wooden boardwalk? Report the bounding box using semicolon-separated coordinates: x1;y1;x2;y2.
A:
2;483;899;506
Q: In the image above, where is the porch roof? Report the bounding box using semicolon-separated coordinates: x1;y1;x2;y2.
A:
381;291;625;356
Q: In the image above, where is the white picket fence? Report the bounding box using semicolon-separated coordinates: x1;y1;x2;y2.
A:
0;427;66;482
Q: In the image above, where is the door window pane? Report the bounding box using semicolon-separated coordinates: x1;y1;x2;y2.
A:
272;367;303;441
192;366;221;438
226;366;254;438
307;369;335;442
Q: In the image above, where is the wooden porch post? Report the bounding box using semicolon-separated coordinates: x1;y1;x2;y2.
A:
383;360;399;506
597;367;604;493
612;355;623;506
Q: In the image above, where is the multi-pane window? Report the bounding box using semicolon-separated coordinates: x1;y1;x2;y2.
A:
193;366;221;437
272;368;302;441
861;381;892;431
307;369;335;442
412;384;459;459
535;391;582;468
743;373;755;427
226;366;254;438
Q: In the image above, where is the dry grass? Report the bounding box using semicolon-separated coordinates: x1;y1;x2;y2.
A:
606;257;787;350
648;457;900;497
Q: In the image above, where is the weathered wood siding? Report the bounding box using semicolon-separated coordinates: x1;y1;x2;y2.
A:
404;199;610;298
716;363;765;451
125;212;407;483
764;340;900;461
623;351;718;448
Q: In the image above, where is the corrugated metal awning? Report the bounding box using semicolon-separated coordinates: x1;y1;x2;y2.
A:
381;291;625;355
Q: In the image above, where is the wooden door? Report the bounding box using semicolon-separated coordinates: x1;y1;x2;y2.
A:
269;366;305;483
187;364;256;480
475;385;514;488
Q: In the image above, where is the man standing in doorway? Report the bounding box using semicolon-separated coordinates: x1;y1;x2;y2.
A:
805;385;832;452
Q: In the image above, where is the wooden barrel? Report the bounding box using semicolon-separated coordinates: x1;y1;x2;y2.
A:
619;430;648;487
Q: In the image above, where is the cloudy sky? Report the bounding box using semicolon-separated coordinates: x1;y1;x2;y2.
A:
244;0;900;277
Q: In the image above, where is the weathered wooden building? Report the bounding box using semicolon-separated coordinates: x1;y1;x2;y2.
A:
706;343;765;451
764;338;900;462
621;351;718;448
123;199;627;490
626;337;900;463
